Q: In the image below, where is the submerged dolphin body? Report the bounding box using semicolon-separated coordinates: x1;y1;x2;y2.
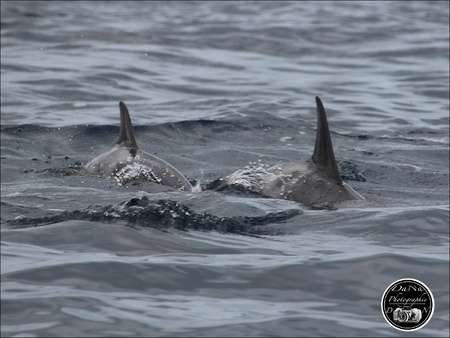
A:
84;102;193;192
210;96;364;207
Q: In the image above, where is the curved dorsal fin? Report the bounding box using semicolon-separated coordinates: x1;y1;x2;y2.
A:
117;101;139;149
311;96;343;184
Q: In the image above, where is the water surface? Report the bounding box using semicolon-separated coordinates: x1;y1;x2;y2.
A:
1;1;449;337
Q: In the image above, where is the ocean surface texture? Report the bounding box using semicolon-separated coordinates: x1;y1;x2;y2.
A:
1;1;449;337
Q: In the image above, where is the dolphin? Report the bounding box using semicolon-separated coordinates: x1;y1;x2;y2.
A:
84;101;193;192
209;96;364;208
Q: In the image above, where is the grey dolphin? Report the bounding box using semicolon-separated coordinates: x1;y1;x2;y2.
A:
84;101;193;192
210;96;364;207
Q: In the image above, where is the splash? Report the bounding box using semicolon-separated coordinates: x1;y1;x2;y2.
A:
226;161;280;189
113;163;162;186
191;169;204;193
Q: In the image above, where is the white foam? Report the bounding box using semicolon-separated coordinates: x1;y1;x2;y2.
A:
113;163;160;186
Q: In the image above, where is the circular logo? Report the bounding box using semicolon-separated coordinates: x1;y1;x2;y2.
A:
381;278;434;331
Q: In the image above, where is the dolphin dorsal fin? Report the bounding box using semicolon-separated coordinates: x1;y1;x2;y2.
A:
117;101;139;149
311;96;343;184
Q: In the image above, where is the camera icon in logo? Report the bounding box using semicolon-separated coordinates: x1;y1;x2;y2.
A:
393;307;422;323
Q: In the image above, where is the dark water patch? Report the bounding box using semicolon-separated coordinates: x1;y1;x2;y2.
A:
1;63;59;74
3;196;302;235
416;89;450;100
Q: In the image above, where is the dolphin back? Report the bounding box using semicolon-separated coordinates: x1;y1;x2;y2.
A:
208;96;364;207
84;101;193;192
